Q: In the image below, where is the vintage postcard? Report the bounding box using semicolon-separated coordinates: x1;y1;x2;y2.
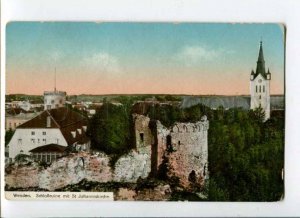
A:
4;22;284;201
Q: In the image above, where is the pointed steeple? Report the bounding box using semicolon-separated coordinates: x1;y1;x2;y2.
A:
255;41;266;78
258;41;264;62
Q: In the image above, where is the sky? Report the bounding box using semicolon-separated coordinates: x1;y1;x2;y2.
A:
6;22;285;95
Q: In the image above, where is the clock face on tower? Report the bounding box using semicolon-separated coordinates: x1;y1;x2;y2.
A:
258;79;262;83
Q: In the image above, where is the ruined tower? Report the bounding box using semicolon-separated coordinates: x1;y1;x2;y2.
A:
250;41;271;120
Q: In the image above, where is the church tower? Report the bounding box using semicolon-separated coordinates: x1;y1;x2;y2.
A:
250;41;271;121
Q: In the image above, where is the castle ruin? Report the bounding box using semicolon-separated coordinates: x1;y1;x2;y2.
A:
133;113;209;188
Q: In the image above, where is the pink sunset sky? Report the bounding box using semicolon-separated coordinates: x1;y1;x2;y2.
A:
6;22;285;95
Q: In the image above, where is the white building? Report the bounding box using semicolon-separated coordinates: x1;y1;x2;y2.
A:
44;90;66;110
7;107;90;163
250;41;271;121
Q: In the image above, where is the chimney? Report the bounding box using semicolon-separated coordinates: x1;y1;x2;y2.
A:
47;116;51;128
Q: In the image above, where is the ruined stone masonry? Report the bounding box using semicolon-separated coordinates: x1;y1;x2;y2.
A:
129;114;209;188
5;114;209;191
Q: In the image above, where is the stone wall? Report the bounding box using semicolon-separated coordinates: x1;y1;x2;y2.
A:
133;114;153;153
156;121;170;171
6;148;152;191
39;152;112;191
5;114;209;191
5;163;41;189
114;147;151;182
155;116;209;188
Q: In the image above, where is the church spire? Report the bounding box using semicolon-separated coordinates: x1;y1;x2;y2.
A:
255;40;266;78
258;41;264;62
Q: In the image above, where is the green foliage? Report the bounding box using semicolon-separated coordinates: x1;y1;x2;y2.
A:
169;190;203;201
87;102;132;155
208;107;284;201
144;103;210;127
87;95;284;201
15;154;32;163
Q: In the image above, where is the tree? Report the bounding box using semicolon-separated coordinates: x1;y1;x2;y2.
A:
87;103;132;154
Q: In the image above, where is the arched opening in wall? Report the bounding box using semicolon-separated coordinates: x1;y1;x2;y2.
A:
166;135;172;151
178;140;181;145
188;170;196;183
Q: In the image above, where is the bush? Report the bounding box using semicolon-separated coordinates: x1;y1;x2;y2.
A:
15;154;32;163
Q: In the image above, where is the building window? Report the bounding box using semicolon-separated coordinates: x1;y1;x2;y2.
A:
139;133;144;143
31;139;35;143
51;154;56;162
47;154;51;163
56;138;59;144
43;139;46;144
42;154;46;162
256;85;257;93
259;85;261;93
259;95;261;99
167;135;172;151
31;131;35;135
43;132;46;135
38;139;40;143
263;85;265;92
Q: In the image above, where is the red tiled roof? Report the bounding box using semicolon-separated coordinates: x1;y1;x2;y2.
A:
29;144;66;153
18;108;85;129
18;108;89;145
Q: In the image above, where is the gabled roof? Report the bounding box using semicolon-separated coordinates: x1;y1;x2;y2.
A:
17;108;89;145
29;144;66;153
17;107;86;129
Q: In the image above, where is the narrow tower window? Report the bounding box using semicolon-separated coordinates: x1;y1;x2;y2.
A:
256;86;258;93
263;85;265;92
259;85;261;93
139;133;144;142
166;135;172;150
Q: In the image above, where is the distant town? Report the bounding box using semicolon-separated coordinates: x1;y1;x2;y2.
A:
5;93;284;130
